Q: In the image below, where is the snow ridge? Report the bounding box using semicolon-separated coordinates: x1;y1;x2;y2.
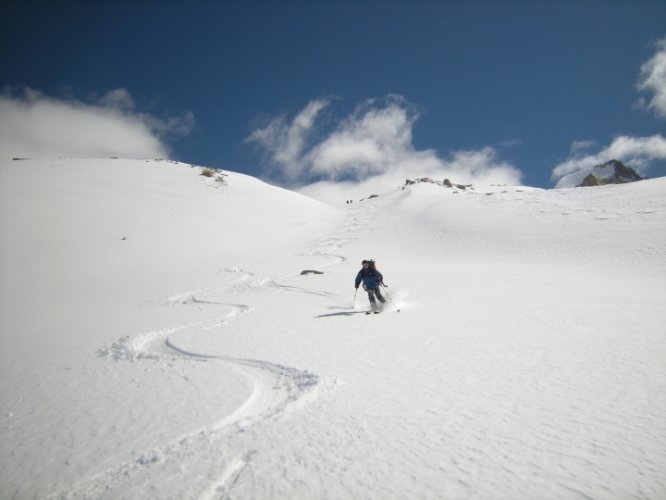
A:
3;160;665;500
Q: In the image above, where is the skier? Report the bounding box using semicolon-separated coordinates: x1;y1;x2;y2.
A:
355;259;386;312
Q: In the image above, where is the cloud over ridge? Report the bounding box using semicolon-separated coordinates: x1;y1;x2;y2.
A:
247;95;523;198
551;37;666;189
551;135;666;188
0;87;194;161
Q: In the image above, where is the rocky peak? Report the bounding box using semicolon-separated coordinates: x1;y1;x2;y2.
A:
577;159;644;187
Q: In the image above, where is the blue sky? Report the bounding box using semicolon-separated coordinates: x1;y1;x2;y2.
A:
1;0;665;191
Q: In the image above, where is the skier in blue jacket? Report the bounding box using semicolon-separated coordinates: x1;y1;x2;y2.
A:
355;259;386;310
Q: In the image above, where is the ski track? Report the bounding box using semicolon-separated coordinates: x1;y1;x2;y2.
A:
67;207;371;498
198;456;249;500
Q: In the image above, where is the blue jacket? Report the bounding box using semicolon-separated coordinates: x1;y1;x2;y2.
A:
355;269;384;290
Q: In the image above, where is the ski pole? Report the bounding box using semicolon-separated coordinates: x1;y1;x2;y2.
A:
353;288;358;308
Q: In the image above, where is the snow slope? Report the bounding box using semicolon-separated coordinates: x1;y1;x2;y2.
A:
1;159;665;499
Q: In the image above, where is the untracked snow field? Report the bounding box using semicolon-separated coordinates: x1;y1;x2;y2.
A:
1;159;665;499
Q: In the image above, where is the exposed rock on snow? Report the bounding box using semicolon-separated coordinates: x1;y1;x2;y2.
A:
577;159;644;187
403;177;472;190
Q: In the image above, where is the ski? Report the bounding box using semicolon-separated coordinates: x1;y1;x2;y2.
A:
365;308;400;315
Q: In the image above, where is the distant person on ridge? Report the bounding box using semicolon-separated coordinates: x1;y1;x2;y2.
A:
355;259;386;311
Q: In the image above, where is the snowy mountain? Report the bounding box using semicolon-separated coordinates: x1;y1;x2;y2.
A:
577;159;644;187
1;158;665;499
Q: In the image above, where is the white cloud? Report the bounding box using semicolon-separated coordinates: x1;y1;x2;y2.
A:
306;96;420;180
569;140;597;154
299;146;523;205
247;95;523;199
245;97;331;181
636;36;666;119
551;134;666;188
97;88;136;110
0;87;194;161
440;147;523;186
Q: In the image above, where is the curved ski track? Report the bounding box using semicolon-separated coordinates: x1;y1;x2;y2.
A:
62;205;372;499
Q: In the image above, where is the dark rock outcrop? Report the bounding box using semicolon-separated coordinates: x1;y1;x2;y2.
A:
402;178;472;191
579;173;602;187
577;160;644;187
